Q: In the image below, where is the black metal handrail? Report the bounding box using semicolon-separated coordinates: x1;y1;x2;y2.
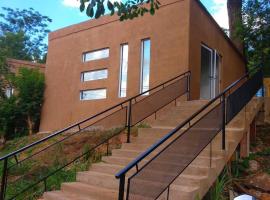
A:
115;68;263;200
0;71;190;200
0;72;190;163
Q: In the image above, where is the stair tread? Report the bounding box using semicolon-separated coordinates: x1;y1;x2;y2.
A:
44;191;95;200
62;182;118;199
180;174;208;180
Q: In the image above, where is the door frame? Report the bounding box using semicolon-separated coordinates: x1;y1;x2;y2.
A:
200;44;221;99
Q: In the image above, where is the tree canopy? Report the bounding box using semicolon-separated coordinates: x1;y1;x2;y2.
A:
239;0;270;76
0;7;49;141
0;7;52;62
79;0;161;21
14;68;45;135
0;68;45;140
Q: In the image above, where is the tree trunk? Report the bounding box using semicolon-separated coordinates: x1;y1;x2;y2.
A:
227;0;244;53
0;135;6;147
27;115;33;135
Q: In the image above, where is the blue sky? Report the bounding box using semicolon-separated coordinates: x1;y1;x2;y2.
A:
0;0;228;32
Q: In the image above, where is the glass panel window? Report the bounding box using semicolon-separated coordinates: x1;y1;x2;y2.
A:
83;48;109;62
80;89;107;100
119;44;129;97
140;39;151;94
5;87;14;98
81;69;108;82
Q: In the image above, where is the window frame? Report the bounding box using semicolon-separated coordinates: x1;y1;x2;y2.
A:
118;43;129;98
140;38;151;95
82;48;109;62
5;87;14;98
81;69;108;82
80;88;107;101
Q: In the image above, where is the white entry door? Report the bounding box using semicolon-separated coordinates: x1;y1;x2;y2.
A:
200;45;220;99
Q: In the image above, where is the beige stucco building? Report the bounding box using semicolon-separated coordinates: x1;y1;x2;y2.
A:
40;0;246;132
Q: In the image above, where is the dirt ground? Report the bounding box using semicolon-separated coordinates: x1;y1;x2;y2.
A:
234;123;270;200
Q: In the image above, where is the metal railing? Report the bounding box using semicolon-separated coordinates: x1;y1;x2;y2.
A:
115;69;263;200
0;71;190;200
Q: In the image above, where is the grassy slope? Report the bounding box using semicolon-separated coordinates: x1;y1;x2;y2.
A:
0;129;126;200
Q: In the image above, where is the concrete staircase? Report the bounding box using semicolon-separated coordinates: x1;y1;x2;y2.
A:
42;98;263;200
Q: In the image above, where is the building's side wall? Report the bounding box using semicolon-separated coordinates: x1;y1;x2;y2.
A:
40;0;190;132
188;0;246;99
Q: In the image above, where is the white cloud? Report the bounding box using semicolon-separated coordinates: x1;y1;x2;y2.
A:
62;0;80;8
211;0;229;29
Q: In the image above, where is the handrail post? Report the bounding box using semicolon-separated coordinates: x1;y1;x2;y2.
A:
1;158;8;200
118;174;126;200
222;94;226;150
262;80;265;97
127;100;132;143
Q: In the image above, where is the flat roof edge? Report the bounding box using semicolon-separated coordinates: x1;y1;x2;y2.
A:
194;0;247;65
7;58;46;68
49;0;185;41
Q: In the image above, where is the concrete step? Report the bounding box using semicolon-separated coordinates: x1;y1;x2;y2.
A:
62;182;118;200
176;100;208;107
112;149;143;158
44;192;69;200
77;171;119;190
90;162;137;176
169;184;201;200
43;191;92;200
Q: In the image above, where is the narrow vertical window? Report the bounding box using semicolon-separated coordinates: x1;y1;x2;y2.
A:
119;44;129;97
5;87;14;98
140;39;151;94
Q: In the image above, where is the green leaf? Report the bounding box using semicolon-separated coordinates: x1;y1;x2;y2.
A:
86;4;94;17
107;1;114;11
80;3;85;12
150;7;155;15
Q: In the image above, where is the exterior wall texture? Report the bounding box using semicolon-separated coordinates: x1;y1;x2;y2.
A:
188;0;246;99
40;0;190;132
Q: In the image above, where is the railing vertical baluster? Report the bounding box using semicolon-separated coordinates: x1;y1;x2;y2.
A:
127;100;132;143
210;141;212;168
44;179;47;192
222;94;226;150
187;72;191;101
106;141;109;156
118;174;126;200
167;185;170;200
136;164;139;172
0;158;8;200
126;178;131;200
